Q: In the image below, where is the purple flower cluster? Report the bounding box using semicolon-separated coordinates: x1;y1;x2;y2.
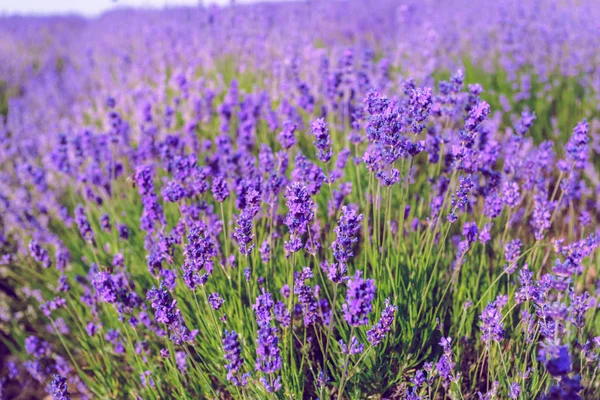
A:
504;239;522;274
29;240;52;269
49;374;70;400
479;301;505;344
233;209;255;256
222;330;249;387
212;176;229;203
284;182;314;253
311;118;332;163
253;290;282;392
342;271;376;327
74;204;94;243
278;121;297;150
294;267;320;327
208;292;224;310
332;206;363;264
147;284;196;345
182;224;216;290
366;299;397;346
563;119;589;170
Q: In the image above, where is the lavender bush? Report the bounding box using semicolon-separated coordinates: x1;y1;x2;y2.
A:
1;0;600;398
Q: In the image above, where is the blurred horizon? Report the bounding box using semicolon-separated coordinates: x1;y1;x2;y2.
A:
0;0;294;17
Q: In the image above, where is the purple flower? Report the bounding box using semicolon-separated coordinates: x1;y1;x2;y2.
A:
340;336;364;355
274;301;291;328
146;284;196;345
284;182;314;253
162;181;186;202
465;100;490;131
253;289;274;325
294;267;319;326
140;194;166;233
407;87;433;133
253;290;282;391
538;341;571;377
292;153;325;195
436;337;458;386
29;240;51;268
280;284;290;298
7;361;18;379
40;296;67;317
259;241;271;264
320;260;347;284
86;322;98;337
278;121;296;150
311;118;332;163
176;351;188;374
579;211;591;227
112;253;125;269
134;165;155;196
212;176;229;202
376;168;400;186
140;371;155;388
208;292;224;310
24;360;48;383
448;175;473;222
563;119;589;170
147;284;179;325
479;223;493;244
479;301;504;344
411;369;426;388
49;374;70;400
530;193;553;240
56;275;70;292
569;290;591;329
54;245;70;271
484;191;503;219
100;213;111;232
515;110;536;136
504;239;522;274
501;181;521;208
223;329;248;387
92;272;119;303
25;336;52;358
343;271;376;327
117;223;129;240
188;166;211;196
332;206;363;264
182;224;216;290
462;222;478;244
75;204;94;242
366;299;397;346
233;209;255;256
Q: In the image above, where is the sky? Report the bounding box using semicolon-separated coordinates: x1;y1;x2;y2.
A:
0;0;254;16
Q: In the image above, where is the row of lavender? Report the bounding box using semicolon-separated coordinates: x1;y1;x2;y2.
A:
1;0;600;399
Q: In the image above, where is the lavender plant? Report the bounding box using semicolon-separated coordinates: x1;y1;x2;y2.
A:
1;0;600;399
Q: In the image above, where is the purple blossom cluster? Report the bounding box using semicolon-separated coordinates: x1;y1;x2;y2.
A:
284;182;315;253
343;271;376;327
253;290;282;392
222;330;249;387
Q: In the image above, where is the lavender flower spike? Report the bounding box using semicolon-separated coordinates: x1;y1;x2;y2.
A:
223;329;249;387
366;299;397;346
311;118;332;163
343;271;376;327
49;374;70;400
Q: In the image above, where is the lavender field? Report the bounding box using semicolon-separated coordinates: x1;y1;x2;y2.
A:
1;0;600;398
